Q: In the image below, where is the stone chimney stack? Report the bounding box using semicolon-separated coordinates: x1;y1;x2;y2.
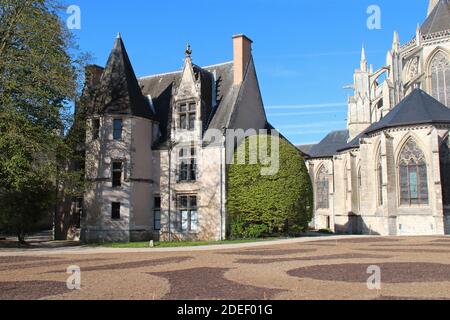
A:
233;34;253;85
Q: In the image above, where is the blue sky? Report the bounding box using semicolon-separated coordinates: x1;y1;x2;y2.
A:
67;0;428;145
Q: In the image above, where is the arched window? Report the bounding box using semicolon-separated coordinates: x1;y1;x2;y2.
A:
377;153;384;206
316;166;329;210
430;51;450;107
398;139;429;206
440;136;450;206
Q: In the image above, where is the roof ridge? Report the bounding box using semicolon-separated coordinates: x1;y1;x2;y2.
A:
139;61;233;80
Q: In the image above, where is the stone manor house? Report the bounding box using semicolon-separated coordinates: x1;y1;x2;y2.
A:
77;34;272;242
299;0;450;236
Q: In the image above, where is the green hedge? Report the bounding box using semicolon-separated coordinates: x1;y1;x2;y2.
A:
227;135;313;238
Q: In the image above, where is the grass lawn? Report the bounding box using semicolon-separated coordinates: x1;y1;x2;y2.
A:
93;237;285;249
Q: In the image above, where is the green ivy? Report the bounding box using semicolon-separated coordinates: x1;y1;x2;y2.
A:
227;135;313;238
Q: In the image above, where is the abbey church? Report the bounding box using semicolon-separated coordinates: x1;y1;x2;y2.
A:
299;0;450;236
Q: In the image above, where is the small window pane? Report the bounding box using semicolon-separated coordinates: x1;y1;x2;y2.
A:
189;114;196;130
180;115;187;129
112;162;122;187
113;119;122;140
154;196;161;209
190;210;198;231
112;203;121;220
93;119;100;140
190;196;197;208
154;209;161;230
181;211;189;231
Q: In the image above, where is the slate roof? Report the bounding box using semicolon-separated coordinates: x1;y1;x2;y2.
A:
297;144;315;156
421;0;450;35
94;34;155;120
338;89;450;152
307;130;349;159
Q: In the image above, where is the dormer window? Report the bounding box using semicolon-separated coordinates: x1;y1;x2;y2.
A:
178;103;196;131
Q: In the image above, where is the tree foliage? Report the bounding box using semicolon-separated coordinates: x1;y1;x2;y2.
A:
227;135;313;238
0;0;86;242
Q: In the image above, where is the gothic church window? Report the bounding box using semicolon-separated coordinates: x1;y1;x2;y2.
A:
316;166;329;210
430;51;450;107
440;136;450;206
398;139;429;206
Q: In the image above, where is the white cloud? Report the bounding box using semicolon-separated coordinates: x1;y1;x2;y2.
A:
266;102;347;110
276;120;345;130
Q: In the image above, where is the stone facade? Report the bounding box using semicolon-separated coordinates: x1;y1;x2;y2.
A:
303;0;450;236
79;34;268;243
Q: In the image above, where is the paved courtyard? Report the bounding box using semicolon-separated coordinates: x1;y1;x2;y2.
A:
1;236;450;300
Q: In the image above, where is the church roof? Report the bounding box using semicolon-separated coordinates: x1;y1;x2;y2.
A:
94;34;155;120
366;89;450;134
421;0;450;35
338;89;450;152
307;130;349;159
297;144;315;156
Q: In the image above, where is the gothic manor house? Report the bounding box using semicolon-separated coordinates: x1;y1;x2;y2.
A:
79;34;270;242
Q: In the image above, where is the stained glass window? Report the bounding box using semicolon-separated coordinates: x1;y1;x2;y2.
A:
398;139;429;206
430;52;449;107
316;166;329;210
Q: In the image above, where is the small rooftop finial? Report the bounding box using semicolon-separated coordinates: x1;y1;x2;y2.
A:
117;32;121;39
185;43;192;58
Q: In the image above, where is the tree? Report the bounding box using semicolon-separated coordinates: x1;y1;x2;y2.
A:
227;135;313;238
0;0;85;243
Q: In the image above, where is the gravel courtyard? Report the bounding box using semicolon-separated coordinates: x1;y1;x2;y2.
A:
1;236;450;300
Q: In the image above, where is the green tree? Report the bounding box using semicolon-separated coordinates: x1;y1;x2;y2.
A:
227;135;313;239
0;0;85;243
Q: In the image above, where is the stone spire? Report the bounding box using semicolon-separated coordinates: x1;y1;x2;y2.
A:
416;24;422;45
392;31;400;52
360;46;367;72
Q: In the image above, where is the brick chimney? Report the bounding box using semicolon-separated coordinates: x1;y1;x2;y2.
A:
233;34;253;85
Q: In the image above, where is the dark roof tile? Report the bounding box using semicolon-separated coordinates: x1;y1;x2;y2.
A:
421;0;450;35
308;130;349;158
